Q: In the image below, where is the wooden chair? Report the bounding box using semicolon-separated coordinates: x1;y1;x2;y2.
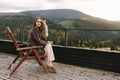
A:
6;27;48;76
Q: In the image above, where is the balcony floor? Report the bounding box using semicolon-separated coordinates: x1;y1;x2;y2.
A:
0;52;120;80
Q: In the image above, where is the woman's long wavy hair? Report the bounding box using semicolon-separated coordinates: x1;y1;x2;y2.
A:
32;17;46;40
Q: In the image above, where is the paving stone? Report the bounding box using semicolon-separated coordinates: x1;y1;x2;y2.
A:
0;52;120;80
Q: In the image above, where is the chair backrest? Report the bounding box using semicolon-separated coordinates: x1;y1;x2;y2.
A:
6;27;19;49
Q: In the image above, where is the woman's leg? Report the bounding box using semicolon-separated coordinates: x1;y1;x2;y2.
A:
44;44;56;73
45;58;56;73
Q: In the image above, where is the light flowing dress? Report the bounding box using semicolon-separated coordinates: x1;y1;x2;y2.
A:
44;25;55;66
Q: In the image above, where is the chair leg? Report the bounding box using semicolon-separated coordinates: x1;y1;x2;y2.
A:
9;50;32;76
33;50;48;74
9;57;26;76
8;55;19;70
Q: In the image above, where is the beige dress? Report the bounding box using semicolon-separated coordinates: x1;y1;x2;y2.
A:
44;25;55;66
44;43;55;66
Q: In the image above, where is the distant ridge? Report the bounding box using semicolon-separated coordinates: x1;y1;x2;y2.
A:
20;9;104;21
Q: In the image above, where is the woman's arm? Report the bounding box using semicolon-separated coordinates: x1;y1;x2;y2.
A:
42;20;49;37
45;25;48;37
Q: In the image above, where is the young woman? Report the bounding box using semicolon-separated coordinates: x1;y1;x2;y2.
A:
27;17;56;73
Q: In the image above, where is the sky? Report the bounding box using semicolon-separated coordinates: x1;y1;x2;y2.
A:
0;0;120;21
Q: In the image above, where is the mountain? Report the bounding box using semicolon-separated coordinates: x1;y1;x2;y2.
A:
20;9;104;21
0;13;16;16
0;9;120;30
19;9;120;42
1;9;120;42
20;9;89;20
18;9;120;29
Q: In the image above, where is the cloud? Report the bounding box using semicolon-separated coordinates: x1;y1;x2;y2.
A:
46;0;62;2
0;0;97;12
0;0;120;20
78;0;120;20
0;0;57;12
0;0;33;12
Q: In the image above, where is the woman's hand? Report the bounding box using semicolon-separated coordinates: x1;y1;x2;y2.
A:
42;20;47;26
47;41;53;45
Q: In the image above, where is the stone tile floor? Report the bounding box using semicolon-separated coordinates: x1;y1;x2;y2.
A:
0;52;120;80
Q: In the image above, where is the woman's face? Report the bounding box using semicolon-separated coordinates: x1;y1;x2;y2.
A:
36;19;42;27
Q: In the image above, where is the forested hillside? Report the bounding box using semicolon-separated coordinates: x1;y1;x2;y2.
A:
0;9;120;49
